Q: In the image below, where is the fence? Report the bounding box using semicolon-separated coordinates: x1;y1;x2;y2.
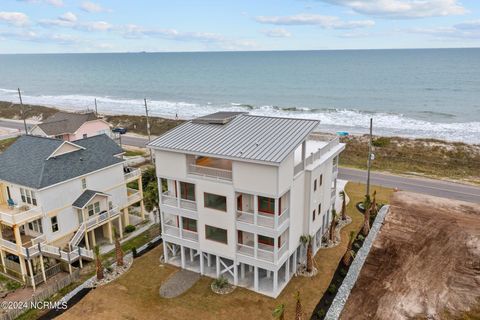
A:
0;269;80;320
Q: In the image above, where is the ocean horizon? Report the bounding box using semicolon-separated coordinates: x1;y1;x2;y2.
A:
0;48;479;144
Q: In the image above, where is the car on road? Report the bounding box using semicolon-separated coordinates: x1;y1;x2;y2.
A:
112;127;128;134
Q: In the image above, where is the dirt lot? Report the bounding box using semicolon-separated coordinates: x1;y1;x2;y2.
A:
341;192;480;320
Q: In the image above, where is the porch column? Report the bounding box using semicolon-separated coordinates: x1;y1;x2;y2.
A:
189;248;194;262
180;246;185;268
274;198;279;229
207;253;212;267
13;226;26;282
199;252;204;275
254;234;258;259
240;263;245;279
266;270;271;278
274;237;279;263
27;259;35;291
293;249;297;274
178;216;184;239
254;266;259;291
253;196;258;225
19;257;27;282
85;230;90;250
233;261;238;285
123;208;130;227
90;230;96;247
107;221;113;244
0;249;6;273
273;270;278;293
118;216;123;238
285;258;290;282
162;241;168;263
39;255;47;282
175;180;181;207
216;256;220;277
138;177;145;220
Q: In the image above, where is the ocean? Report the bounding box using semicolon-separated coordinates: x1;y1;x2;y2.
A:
0;48;479;143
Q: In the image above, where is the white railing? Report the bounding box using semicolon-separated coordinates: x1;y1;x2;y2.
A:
124;167;141;181
163;224;180;238
188;164;232;181
257;247;274;262
236;210;254;224
84;207;120;230
277;242;288;260
127;188;142;204
0;206;43;225
31;234;46;245
304;136;340;167
69;223;86;249
181;229;199;242
161;192;178;207
180;199;197;211
0;238;18;252
237;243;255;257
294;162;304;175
278;208;289;226
257;213;274;228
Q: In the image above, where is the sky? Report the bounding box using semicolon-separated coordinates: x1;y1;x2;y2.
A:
0;0;479;53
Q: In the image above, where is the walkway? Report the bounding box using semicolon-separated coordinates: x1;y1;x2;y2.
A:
159;269;200;298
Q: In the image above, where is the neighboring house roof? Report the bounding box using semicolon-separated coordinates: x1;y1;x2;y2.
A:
72;189;108;208
0;134;124;189
36;111;99;136
148;112;320;164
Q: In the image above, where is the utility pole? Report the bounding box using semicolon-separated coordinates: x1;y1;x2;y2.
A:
17;88;28;135
144;98;153;163
366;118;373;196
94;98;98;116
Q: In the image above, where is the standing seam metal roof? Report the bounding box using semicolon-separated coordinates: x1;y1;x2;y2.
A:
148;114;320;164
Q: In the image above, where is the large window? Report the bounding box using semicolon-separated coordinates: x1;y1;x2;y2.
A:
180;182;195;201
182;217;197;232
258;196;275;214
205;225;228;244
81;178;87;189
87;201;101;217
51;216;59;233
258;235;274;246
20;188;37;206
204;193;227;211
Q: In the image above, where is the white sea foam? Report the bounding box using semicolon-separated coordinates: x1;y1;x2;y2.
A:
1;89;479;144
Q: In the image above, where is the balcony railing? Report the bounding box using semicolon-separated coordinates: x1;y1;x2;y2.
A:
188;164;232;181
161;192;197;211
84;207;120;230
162;224;199;242
236;208;289;229
127;188;142;204
237;242;288;263
124;167;141;181
0;206;43;225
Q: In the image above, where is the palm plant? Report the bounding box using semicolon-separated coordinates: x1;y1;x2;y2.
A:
362;195;371;236
113;227;124;267
272;303;285;320
342;231;356;266
339;190;347;221
329;209;337;242
299;235;313;273
94;245;104;281
295;291;303;320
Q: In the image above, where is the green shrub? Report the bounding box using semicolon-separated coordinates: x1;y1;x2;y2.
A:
354;242;361;249
125;225;136;233
317;309;326;318
213;276;229;289
357;234;365;241
372;137;391;147
339;268;347;277
327;284;337;294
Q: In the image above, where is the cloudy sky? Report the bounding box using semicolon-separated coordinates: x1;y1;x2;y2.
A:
0;0;479;53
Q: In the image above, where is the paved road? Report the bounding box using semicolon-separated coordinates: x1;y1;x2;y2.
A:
339;167;480;203
1;119;479;203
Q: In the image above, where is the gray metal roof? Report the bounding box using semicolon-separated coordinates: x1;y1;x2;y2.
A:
72;189;108;208
0;134;124;189
37;111;99;136
148;113;320;164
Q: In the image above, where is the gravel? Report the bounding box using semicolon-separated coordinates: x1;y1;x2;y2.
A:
159;269;200;298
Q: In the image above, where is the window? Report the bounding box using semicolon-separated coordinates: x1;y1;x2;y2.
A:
51;216;59;233
77;209;84;223
318;204;322;215
94;202;100;213
258;196;275;214
182;217;197;232
81;178;87;189
312;209;316;221
258;235;274;246
205;225;228;244
320;174;323;186
83;134;87;139
314;179;317;191
204;193;227;212
20;188;37;205
87;204;95;216
180;182;195;201
108;201;113;210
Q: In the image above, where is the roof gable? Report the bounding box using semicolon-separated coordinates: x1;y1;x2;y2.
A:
47;141;84;159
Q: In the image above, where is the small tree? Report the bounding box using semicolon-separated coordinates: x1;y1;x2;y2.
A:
370;190;377;216
362;195;372;236
272;303;285;320
343;231;356;266
295;291;303;320
144;180;159;215
113;227;124;267
299;235;313;273
329;209;337;242
141;166;156;190
94;245;104;281
339;190;347;221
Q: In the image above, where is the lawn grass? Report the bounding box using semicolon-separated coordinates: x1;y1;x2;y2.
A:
123;149;145;157
0;137;18;152
0;273;22;291
59;182;393;320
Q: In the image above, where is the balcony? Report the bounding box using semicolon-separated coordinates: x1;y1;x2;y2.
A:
163;224;199;243
187;155;232;181
124;167;141;182
294;134;340;175
236;241;288;263
0;204;43;226
84;207;120;230
236;208;289;229
127;188;142;204
161;192;197;211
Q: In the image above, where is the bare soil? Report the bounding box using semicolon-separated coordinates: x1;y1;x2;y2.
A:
341;191;480;320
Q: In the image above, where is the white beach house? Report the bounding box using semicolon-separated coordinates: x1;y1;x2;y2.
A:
0;134;144;289
148;112;344;297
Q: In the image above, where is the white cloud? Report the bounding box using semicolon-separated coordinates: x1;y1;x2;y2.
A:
0;11;29;26
80;1;109;13
261;28;292;38
255;14;375;29
59;12;78;23
82;21;112;31
409;25;480;39
318;0;466;18
39;12;112;31
17;0;63;7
